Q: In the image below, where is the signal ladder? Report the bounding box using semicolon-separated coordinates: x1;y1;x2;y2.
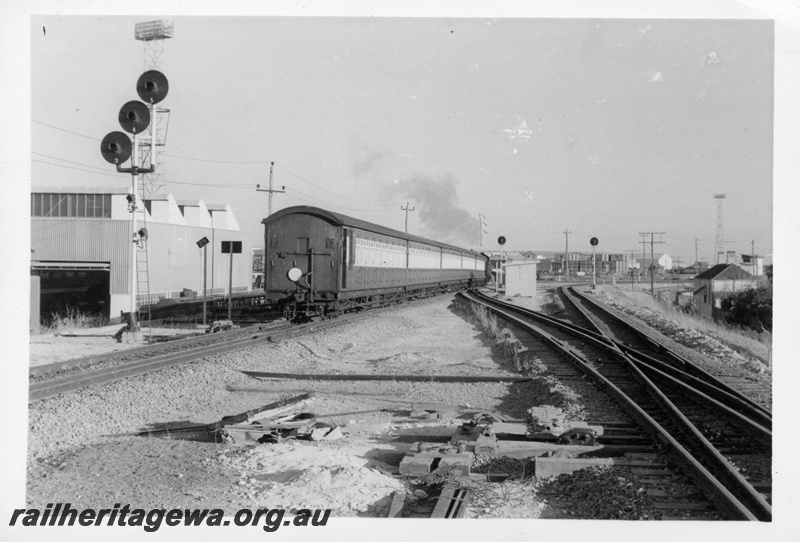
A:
136;192;152;337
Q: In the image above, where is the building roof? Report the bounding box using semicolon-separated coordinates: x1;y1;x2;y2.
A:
695;263;753;280
175;199;201;207
33;186;131;195
504;260;538;268
205;203;228;211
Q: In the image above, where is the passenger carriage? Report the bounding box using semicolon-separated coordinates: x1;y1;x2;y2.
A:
262;206;488;322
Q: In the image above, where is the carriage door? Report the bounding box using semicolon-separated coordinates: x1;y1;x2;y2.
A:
296;237;310;288
341;228;348;289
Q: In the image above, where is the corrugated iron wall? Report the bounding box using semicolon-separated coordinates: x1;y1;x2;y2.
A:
31;219;253;298
31;219;130;293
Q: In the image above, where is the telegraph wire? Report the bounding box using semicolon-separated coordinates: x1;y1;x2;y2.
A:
273;163;394;207
163;153;270;165
32;152;114;173
33;119;392;209
31;119;101;141
284;187;397;213
33;158;253;188
32;159;121;179
33;154;396;210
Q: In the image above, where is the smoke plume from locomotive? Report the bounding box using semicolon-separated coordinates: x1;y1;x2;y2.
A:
387;173;479;247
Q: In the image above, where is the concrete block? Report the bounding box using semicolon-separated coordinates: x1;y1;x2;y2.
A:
399;455;436;476
399;442;474;476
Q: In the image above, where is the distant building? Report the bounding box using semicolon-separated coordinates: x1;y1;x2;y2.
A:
637;253;672;273
692;264;760;320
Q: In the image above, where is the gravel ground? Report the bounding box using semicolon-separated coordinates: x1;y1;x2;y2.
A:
28;295;549;518
588;285;772;409
26;285;773;522
29;326;207;368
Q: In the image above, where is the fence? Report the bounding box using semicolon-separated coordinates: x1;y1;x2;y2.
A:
137;286;251;308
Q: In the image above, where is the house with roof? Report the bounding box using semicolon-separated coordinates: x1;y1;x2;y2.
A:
692;263;760;320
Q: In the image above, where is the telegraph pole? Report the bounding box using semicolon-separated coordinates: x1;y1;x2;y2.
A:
563;228;572;278
640;233;647;282
751;240;756;276
695;237;700;268
256;162;285;217
639;231;666;295
401;202;415;233
478;213;487;248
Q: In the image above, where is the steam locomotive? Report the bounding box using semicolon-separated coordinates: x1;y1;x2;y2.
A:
262;206;489;322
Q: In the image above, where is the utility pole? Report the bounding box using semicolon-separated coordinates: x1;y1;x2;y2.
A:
478;213;487;248
695;237;700;268
563;229;572;278
751;240;756;276
640;233;647;283
639;231;666;295
256;162;286;217
401;202;415;233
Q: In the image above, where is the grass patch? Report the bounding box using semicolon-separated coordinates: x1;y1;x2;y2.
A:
598;286;771;364
40;307;109;334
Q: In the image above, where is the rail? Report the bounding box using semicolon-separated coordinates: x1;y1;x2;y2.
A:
458;290;771;521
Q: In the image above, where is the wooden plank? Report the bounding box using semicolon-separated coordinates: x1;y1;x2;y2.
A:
388;491;406;518
240;370;531;383
431;485;470;518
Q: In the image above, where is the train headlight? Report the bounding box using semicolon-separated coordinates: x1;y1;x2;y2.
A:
287;267;303;282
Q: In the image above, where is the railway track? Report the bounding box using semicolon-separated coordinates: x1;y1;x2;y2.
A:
28;294;444;402
458;289;771;521
560;286;772;420
29;322;286;379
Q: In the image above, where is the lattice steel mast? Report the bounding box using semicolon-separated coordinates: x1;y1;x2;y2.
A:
714;194;726;264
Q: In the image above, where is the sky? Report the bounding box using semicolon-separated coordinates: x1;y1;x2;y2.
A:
3;1;800;541
26;9;776;263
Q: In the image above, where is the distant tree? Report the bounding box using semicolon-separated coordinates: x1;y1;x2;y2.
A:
720;284;772;332
765;264;773;281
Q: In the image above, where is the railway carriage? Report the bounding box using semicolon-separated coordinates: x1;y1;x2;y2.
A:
262;206;488;321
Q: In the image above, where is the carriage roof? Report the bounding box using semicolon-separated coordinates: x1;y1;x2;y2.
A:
263;206;486;258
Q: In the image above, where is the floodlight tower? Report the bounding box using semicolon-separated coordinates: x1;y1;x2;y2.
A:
714;194;726;264
135;20;173;197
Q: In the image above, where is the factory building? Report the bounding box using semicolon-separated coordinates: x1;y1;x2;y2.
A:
30;187;252;327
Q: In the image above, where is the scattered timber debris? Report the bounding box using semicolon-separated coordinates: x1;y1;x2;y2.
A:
110;392;337;444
